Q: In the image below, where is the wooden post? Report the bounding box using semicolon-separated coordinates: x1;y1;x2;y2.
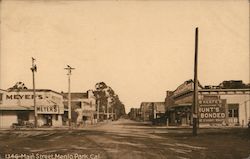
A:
97;99;100;121
68;74;71;127
245;101;247;127
64;65;75;128
31;57;38;128
193;27;199;136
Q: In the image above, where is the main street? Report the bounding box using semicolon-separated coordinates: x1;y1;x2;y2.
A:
0;119;250;159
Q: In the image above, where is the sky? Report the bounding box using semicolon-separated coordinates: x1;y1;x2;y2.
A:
0;0;249;113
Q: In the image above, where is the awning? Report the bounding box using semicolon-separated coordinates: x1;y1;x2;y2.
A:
167;104;192;111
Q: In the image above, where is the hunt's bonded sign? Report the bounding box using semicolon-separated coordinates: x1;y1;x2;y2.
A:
198;96;226;123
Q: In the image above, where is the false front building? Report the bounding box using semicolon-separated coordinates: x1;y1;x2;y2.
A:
165;80;250;127
62;90;97;126
140;102;166;123
0;89;65;128
128;108;141;121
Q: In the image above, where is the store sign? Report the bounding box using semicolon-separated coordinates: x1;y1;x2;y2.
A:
6;94;43;100
1;92;64;114
36;105;59;114
198;96;226;123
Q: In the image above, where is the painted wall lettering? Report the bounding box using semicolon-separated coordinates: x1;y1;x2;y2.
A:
36;105;58;114
6;94;43;100
198;97;226;123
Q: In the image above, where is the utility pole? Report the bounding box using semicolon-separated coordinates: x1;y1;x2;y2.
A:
193;27;199;136
115;109;117;120
245;101;249;127
107;103;109;121
97;95;100;121
64;65;75;127
31;57;38;128
112;107;114;120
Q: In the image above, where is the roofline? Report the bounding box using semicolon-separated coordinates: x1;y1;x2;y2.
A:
200;88;250;92
62;92;88;94
172;88;250;98
0;89;7;92
141;101;165;104
2;89;62;95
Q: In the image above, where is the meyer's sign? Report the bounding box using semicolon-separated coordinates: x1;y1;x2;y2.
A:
36;105;59;114
198;96;226;123
6;94;43;100
1;91;64;114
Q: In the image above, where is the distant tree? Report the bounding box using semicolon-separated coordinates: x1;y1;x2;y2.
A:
94;82;108;113
94;82;126;119
7;82;28;91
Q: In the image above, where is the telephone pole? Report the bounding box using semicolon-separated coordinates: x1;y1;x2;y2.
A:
31;57;38;128
97;97;100;121
192;27;199;136
64;65;75;127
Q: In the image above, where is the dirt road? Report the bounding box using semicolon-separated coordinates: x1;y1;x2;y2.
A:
0;119;250;159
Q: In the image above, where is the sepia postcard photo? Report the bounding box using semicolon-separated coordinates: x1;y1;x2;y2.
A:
0;0;249;159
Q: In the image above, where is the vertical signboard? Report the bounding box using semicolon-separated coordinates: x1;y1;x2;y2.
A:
198;96;226;123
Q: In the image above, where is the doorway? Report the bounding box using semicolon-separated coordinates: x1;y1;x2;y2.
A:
44;115;52;126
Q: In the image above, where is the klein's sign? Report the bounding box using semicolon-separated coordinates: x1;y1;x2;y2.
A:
36;105;59;114
198;97;226;123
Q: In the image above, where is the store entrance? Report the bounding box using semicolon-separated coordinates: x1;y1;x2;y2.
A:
44;115;52;126
17;111;29;123
168;105;192;126
228;104;239;125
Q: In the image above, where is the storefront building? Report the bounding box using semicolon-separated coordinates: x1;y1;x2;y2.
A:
140;102;166;122
128;108;141;121
140;102;154;121
62;90;97;126
165;80;250;127
0;89;65;128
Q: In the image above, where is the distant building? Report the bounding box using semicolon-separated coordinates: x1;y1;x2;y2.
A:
128;108;141;121
165;80;250;127
152;102;166;119
62;90;97;126
151;102;166;125
0;89;65;128
140;102;166;122
140;102;154;121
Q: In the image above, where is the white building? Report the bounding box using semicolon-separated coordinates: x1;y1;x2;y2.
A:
0;89;65;128
165;80;250;127
62;90;97;126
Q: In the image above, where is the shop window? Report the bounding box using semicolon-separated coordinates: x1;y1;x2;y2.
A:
0;93;2;103
72;102;81;109
17;111;29;121
228;104;239;118
228;109;233;117
233;109;238;117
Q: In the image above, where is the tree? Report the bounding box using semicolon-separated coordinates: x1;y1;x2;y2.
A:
94;82;126;120
7;82;28;91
